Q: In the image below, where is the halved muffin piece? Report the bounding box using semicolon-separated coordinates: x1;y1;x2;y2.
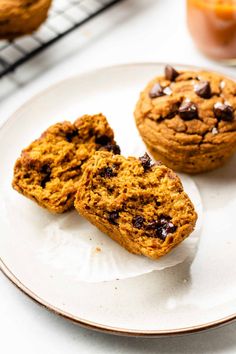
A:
12;114;120;213
74;151;197;259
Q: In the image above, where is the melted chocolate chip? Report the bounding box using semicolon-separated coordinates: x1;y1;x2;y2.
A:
108;211;119;225
101;143;121;155
40;164;51;188
99;167;116;178
164;221;176;234
179;101;198;120
165;65;179;81
145;220;158;231
133;215;145;229
149;83;165;99
213;103;234;121
195;81;211;99
65;130;78;142
139;153;152;170
95;135;112;146
40;164;51;175
146;217;176;240
40;174;51;188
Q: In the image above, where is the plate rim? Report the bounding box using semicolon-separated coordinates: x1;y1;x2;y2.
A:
1;257;235;336
1;62;236;337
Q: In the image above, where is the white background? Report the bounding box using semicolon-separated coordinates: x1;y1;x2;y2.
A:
1;0;236;353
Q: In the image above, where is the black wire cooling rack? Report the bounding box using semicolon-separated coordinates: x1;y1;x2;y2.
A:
0;0;122;79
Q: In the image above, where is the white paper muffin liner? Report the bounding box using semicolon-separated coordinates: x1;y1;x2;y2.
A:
38;174;202;282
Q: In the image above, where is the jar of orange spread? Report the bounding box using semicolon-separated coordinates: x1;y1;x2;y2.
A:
187;0;236;62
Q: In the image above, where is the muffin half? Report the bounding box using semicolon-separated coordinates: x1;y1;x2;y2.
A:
74;151;197;259
12;114;120;213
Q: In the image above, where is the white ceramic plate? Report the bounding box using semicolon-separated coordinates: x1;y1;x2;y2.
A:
0;63;236;336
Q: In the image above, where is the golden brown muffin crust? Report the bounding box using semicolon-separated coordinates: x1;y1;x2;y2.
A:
0;0;52;39
135;67;236;173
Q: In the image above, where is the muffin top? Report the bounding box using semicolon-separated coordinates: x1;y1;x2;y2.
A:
135;66;236;153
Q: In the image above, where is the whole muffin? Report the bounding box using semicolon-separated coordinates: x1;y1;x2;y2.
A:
134;65;236;173
0;0;52;39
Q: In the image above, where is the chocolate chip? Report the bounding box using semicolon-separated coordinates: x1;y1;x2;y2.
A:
159;215;171;221
40;164;51;175
149;83;165;99
146;217;176;240
195;81;211;99
145;220;158;231
40;164;51;188
108;211;119;225
101;143;121;155
132;215;145;229
40;174;51;188
95;135;111;146
165;221;176;234
139;153;152;170
65;130;78;142
213;103;234;121
165;111;177;119
99;167;116;178
179;101;198;120
165;65;179;81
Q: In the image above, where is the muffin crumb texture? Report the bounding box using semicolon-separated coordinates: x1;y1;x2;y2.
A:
75;151;197;259
12;114;119;213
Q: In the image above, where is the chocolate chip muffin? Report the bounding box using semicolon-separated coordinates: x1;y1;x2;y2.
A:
74;151;197;259
134;65;236;173
0;0;52;39
12;114;120;213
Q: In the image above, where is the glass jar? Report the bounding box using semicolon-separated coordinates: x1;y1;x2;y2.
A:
187;0;236;63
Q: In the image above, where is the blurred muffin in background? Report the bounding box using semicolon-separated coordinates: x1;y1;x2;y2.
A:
0;0;52;40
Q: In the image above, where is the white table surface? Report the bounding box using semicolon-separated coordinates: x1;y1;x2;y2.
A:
1;0;236;353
